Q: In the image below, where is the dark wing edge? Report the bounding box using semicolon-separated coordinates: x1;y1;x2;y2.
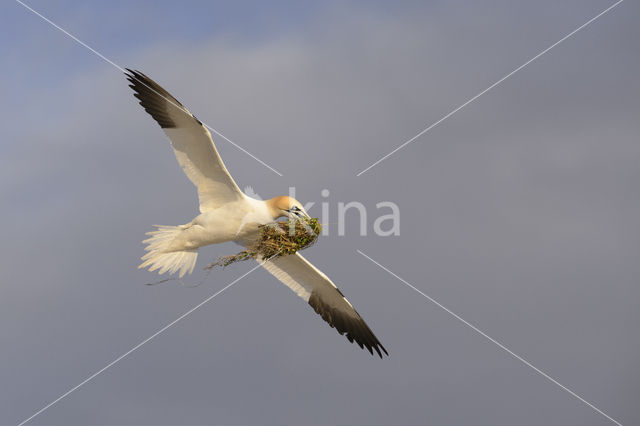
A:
125;68;200;129
308;289;389;358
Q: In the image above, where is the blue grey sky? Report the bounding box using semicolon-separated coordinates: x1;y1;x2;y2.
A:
2;1;639;425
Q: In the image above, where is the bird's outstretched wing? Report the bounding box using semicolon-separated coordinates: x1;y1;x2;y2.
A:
126;69;244;212
260;253;388;357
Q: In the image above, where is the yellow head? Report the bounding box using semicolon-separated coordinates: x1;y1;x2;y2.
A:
266;196;310;220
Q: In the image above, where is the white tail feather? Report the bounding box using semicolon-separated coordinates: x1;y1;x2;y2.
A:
139;225;198;278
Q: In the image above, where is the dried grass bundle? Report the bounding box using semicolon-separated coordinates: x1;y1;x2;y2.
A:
206;218;322;269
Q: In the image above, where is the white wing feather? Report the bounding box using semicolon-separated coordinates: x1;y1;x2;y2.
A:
260;253;388;357
126;69;244;212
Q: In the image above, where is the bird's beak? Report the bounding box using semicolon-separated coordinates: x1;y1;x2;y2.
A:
285;208;310;219
297;206;311;219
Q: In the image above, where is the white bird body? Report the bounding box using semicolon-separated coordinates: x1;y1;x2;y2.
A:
126;69;387;357
173;196;272;249
140;194;286;275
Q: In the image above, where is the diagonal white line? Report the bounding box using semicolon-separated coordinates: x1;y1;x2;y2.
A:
17;260;267;426
357;249;623;426
15;0;284;177
356;0;624;176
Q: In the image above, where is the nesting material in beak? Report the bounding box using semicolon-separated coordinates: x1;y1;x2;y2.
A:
206;217;322;269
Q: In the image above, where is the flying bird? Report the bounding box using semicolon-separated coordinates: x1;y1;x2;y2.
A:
125;69;387;357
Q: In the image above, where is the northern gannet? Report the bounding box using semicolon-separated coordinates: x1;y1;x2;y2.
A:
125;70;387;357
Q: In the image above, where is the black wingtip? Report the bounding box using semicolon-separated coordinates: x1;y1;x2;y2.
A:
124;67;143;76
368;341;388;359
308;289;390;359
124;68;183;128
124;67;138;81
377;343;389;358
